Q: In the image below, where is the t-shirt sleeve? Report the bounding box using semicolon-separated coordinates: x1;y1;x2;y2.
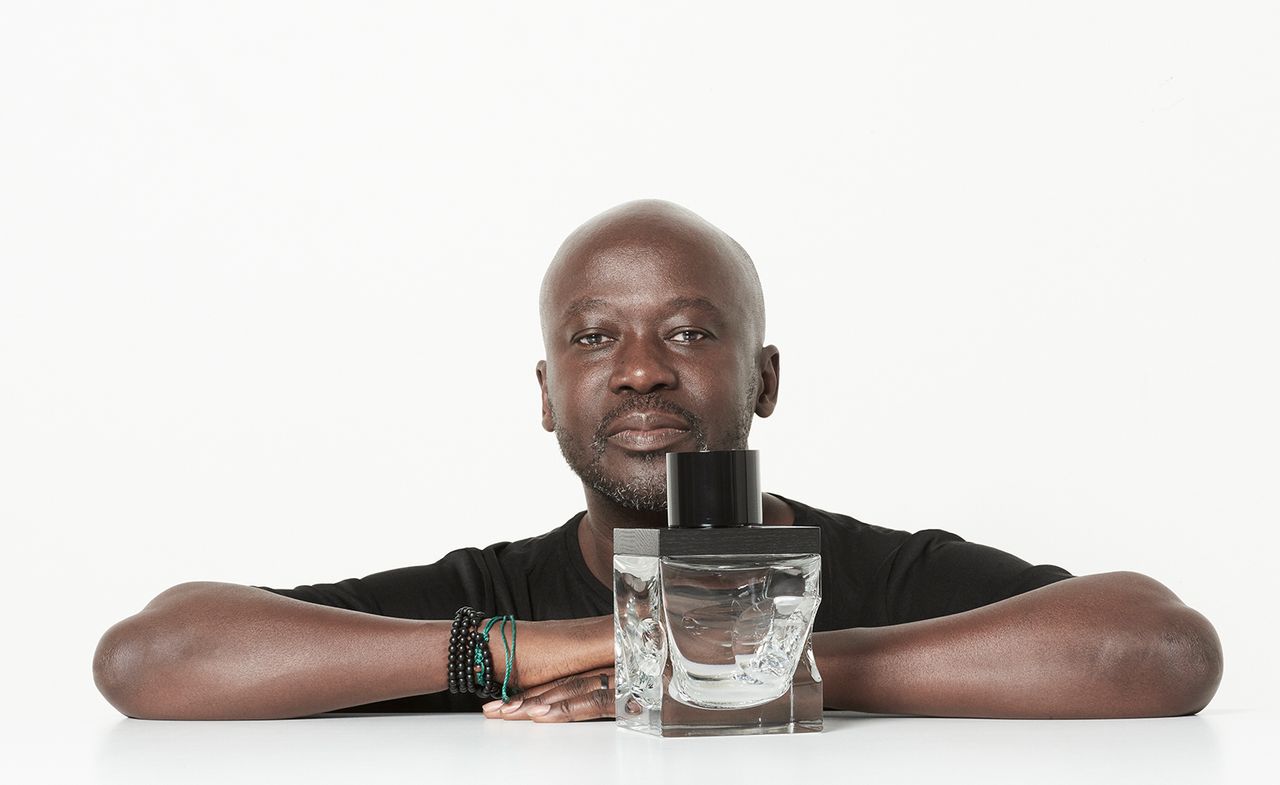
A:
872;529;1074;625
253;546;499;620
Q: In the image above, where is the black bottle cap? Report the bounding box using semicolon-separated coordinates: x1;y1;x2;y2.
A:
665;449;762;528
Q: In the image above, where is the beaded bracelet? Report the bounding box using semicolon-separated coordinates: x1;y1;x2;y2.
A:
448;607;484;695
448;607;519;702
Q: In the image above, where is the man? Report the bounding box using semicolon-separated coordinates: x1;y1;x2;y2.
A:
93;200;1222;722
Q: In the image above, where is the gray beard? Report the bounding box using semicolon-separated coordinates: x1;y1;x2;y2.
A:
550;382;758;512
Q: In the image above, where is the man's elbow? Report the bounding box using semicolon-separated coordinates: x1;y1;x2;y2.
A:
1154;604;1223;716
1087;572;1223;717
1104;598;1223;718
93;613;195;720
94;617;152;718
94;582;243;719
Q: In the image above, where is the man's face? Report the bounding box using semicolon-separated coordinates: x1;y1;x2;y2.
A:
537;239;771;511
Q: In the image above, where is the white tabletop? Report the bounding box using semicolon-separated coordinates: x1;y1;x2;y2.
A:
22;708;1269;784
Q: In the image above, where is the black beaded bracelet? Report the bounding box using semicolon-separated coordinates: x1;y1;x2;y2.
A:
453;612;468;691
448;607;486;695
476;629;497;698
448;610;462;694
465;618;480;694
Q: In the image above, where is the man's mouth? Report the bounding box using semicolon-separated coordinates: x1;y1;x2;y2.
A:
605;410;691;436
602;409;694;452
606;427;692;452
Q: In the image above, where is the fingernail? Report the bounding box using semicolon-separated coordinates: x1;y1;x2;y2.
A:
500;699;523;713
482;700;503;712
527;704;551;717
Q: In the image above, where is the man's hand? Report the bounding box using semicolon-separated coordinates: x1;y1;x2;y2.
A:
482;668;615;723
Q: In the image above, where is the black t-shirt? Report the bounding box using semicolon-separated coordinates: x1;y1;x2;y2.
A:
259;493;1072;713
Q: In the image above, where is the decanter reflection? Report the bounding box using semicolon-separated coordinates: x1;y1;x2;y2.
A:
662;556;820;709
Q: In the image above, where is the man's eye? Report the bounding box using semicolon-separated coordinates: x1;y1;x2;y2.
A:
671;329;707;343
575;333;611;347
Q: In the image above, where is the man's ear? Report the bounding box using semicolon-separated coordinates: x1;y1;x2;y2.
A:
536;360;555;432
754;346;781;418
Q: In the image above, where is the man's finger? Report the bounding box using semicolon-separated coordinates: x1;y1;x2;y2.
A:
482;672;613;721
492;676;598;719
480;679;574;718
528;683;615;723
505;666;611;702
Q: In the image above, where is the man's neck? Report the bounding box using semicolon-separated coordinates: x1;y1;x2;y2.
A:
575;489;797;589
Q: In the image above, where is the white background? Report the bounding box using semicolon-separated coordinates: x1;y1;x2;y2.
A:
2;2;1276;781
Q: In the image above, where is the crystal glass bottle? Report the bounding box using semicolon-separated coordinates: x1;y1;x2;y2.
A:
613;449;822;737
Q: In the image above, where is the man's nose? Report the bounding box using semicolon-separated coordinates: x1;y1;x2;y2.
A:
609;335;678;394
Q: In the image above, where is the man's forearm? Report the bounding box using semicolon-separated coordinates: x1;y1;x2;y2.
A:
812;571;1222;718
93;582;611;720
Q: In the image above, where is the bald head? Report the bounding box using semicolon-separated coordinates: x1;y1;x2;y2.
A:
539;199;766;352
